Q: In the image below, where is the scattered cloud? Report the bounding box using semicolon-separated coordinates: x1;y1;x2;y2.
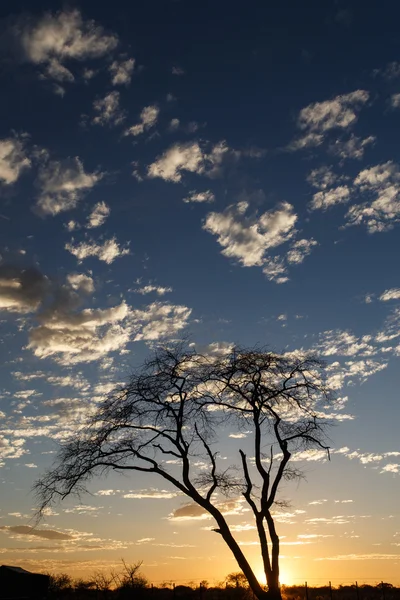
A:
11;9;118;85
109;57;135;86
124;105;159;137
147;141;238;182
0;135;31;185
183;190;215;203
35;157;103;216
379;288;400;302
286;238;318;264
204;201;297;268
135;285;172;296
66;272;95;294
347;161;400;232
130;302;192;341
309;186;351;211
92;91;126;127
28;301;131;364
390;94;400;109
329;134;375;160
123;489;179;499
65;237;129;264
307;166;342;190
0;526;72;540
86;201;110;228
289;90;369;150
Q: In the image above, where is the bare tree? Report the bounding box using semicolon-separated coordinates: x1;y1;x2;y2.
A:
35;346;334;600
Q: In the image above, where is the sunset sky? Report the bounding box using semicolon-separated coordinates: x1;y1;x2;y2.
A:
0;0;400;587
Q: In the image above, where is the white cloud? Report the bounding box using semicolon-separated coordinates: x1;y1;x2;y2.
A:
28;302;131;364
286;238;318;264
123;489;179;499
307;166;340;190
66;273;95;294
35;157;103;216
130;302;192;341
317;330;377;357
87;201;110;228
379;288;400;301
288;90;369;151
124;105;159;137
14;9;118;80
329;134;375;160
310;186;351;211
147;141;238;182
109;58;135;86
92;91;125;127
347;161;400;232
65;237;129;264
203;201;297;268
135;285;172;296
287;132;324;151
0;136;31;185
41;58;74;82
262;256;289;284
298;90;369;133
147;142;204;182
183;190;215;203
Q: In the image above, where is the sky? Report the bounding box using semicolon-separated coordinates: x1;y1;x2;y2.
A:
0;0;400;587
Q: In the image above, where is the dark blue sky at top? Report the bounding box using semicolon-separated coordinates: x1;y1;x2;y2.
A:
0;0;399;353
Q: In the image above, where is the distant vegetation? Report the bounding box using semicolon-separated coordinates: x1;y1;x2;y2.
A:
43;566;400;600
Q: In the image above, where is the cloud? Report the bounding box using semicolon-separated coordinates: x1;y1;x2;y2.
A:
346;161;400;232
390;94;400;109
123;489;179;499
0;526;72;541
315;553;400;561
11;9;118;83
310;186;351;211
35;157;103;216
298;90;369;133
329;134;375;160
66;273;95;294
183;190;215;203
172;66;185;75
379;288;400;301
203;201;297;268
288;90;369;150
130;302;192;341
86;201;110;228
286;239;318;264
28;301;131;364
124;105;159;137
92;91;126;127
317;330;378;357
65;237;129;264
135;285;172;296
0;265;49;313
109;58;135;85
169;503;209;521
0;435;27;465
0;136;31;185
307;166;342;190
147;141;238;182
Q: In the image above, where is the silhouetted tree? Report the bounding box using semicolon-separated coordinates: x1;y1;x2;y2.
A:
35;345;334;600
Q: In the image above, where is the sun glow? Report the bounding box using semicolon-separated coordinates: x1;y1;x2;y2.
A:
256;569;292;587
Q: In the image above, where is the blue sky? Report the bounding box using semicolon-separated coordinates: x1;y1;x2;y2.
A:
0;0;400;586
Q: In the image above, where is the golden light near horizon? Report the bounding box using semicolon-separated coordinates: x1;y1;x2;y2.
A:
255;568;292;587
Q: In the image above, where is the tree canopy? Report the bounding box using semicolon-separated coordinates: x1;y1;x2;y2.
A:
35;345;334;600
